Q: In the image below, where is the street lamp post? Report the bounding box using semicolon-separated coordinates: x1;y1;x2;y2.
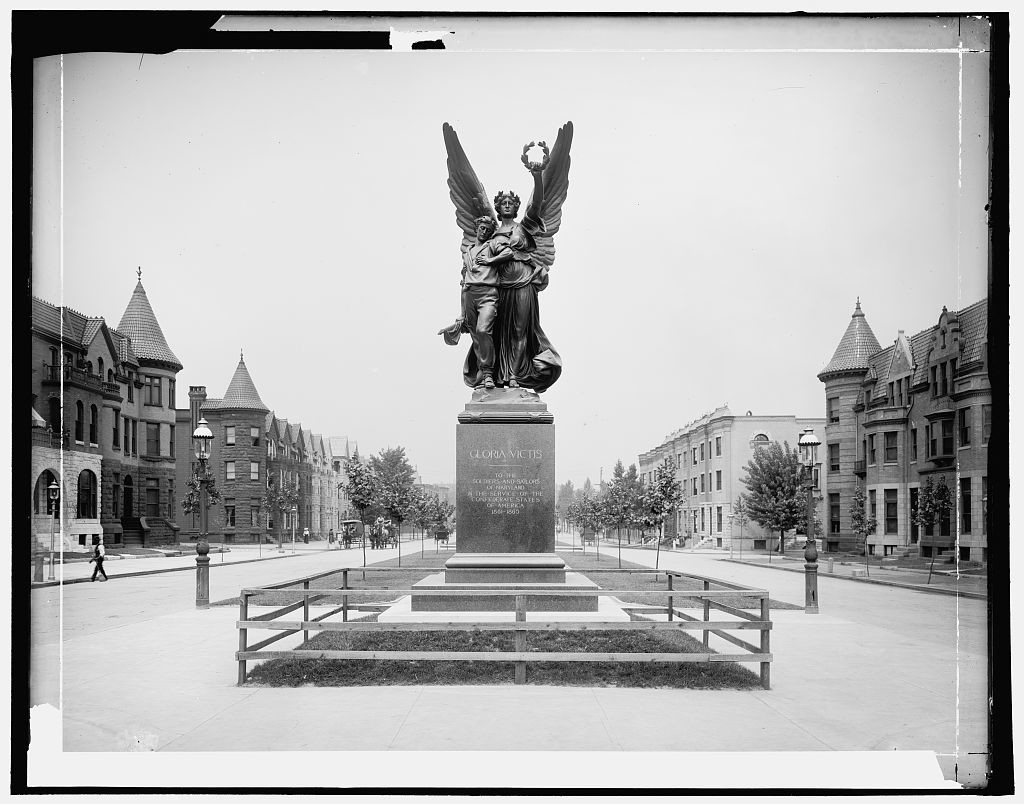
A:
193;418;214;609
291;505;297;553
798;427;821;615
47;479;60;580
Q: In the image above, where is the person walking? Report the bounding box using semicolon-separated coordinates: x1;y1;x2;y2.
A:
89;541;108;582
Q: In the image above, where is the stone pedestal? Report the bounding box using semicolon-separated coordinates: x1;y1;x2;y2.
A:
405;389;598;615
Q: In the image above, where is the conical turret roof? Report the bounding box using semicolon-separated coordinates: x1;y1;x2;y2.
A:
220;352;268;412
818;299;881;380
117;279;183;370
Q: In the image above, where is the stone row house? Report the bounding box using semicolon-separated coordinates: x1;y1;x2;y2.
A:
175;357;354;544
819;298;990;561
30;278;183;551
638;406;826;552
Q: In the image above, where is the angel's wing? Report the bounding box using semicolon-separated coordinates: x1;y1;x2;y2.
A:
530;121;573;271
443;123;495;253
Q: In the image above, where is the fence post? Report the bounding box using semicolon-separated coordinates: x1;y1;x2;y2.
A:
702;580;711;648
237;592;249;685
667;574;674;621
342;569;349;623
760;595;771;690
514;594;527;685
302;580;310;644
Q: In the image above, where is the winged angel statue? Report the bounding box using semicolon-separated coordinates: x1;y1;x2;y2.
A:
437;121;573;393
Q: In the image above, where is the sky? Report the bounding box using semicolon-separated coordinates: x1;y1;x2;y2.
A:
30;14;991;488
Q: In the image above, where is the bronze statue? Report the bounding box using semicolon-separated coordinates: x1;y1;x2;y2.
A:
438;122;573;393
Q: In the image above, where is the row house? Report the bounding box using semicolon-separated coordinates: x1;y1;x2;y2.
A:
819;298;990;561
30;277;183;552
175;355;348;543
638;406;826;552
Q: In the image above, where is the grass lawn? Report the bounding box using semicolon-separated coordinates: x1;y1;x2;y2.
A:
245;614;763;689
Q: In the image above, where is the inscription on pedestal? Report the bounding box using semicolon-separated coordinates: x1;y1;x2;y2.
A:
456;423;555;553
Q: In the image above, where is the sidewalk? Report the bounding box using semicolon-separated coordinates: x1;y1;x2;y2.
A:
29;540;984;789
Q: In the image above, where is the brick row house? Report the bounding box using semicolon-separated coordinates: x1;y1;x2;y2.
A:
638;406;826;552
818;298;989;561
174;355;348;543
30;277;184;551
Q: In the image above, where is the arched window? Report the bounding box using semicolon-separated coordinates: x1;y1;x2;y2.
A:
97;357;104;378
89;405;98;444
753;433;769;444
34;470;59;515
75;401;84;441
108;369;114;383
77;470;97;518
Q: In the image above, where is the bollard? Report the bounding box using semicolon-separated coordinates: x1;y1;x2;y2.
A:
195;541;211;609
804;538;819;614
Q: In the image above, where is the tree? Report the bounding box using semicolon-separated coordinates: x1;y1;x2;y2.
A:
370;447;417;544
733;494;750;556
342;454;379;528
915;475;953;584
638;458;683;569
409;488;435;539
181;464;223;539
258;479;300;550
739;440;803;559
849;485;877;576
556;480;575;530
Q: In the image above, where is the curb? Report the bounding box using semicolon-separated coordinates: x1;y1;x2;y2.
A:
29;551;309;588
721;559;987;600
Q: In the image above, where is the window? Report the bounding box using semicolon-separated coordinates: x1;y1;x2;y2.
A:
89;405;98;444
753;433;769;445
700;474;705;493
146;478;160;517
75;401;84;442
144;375;162;406
34;470;59;515
225;461;236;481
941;419;954;455
716;506;723;533
169;425;175;458
250;461;259;481
884;489;898;535
168;379;176;408
884;432;897;463
827;397;839;423
167;479;175;520
896;380;903;406
700;443;704;462
224;500;236;528
910;428;917;461
131;419;137;455
910;487;919;542
982;405;991;444
828;444;839;472
715;470;722;491
982;477;987;534
97;357;104;377
251;427;260;446
49;347;58;367
700;508;705;532
692;448;697;465
927;424;935;458
829;493;840;533
692;510;698;533
692;478;698;496
961;478;972;533
124;416;130;453
938;362;947;396
887;383;894;405
225;426;236;446
869;489;877;522
147;423;160;457
930;366;937;396
48;397;60;431
77;470;97;518
127;372;134;402
113;409;121;449
868;434;876;465
715;436;722;456
959;408;971;447
112;472;120;516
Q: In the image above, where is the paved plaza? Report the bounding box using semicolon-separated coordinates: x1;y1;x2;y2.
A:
27;539;986;790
